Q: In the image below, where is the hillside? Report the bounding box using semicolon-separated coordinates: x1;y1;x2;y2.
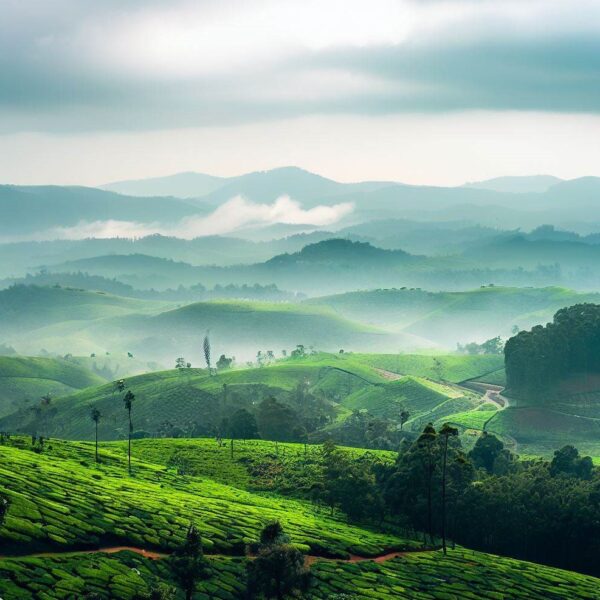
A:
0;356;105;418
102;171;227;198
0;353;500;442
0;286;427;360
308;286;600;345
0;185;200;237
463;174;562;194
0;437;598;599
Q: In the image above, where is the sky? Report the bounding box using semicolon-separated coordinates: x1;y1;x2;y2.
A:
1;0;600;186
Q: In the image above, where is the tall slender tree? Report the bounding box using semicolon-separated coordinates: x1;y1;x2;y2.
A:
203;332;211;374
170;524;209;600
439;423;459;555
416;422;438;546
90;407;101;463
123;390;135;474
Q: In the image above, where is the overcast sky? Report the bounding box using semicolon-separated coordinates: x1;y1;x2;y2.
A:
1;0;599;186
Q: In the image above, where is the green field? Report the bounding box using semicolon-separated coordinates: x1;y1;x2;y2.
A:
0;356;106;418
1;546;598;600
0;353;502;441
0;437;412;558
0;436;598;599
350;353;504;383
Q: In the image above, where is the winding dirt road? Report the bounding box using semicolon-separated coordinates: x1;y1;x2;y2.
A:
0;546;435;565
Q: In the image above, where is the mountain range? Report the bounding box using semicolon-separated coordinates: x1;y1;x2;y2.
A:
4;167;600;240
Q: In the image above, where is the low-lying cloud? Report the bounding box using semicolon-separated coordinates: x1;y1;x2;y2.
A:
40;195;354;241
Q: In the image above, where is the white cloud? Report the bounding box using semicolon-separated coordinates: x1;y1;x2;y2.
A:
29;195;354;241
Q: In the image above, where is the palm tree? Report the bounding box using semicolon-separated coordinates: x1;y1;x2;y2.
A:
90;407;101;463
439;423;459;555
123;390;135;474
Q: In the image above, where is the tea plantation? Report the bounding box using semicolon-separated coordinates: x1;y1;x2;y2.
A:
0;546;598;599
0;438;412;558
1;437;600;598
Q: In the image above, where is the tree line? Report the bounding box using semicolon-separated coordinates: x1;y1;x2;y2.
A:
505;303;600;395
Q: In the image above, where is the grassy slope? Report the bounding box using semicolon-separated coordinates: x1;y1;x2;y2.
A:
0;438;412;558
0;286;423;358
0;437;598;599
2;548;599;600
0;354;502;440
351;353;504;383
0;356;105;418
308;286;600;346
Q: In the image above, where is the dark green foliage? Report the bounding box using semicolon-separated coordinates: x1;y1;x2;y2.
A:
0;494;9;527
257;397;304;442
259;521;290;547
318;442;384;521
170;524;210;600
505;303;600;394
381;423;473;546
550;445;594;480
216;354;233;370
228;409;259;441
454;461;600;575
469;432;510;474
90;407;101;463
457;336;504;355
247;522;309;599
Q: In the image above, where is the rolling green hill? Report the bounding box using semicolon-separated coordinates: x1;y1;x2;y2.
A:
0;356;105;418
0;286;420;361
0;353;500;442
0;437;598;599
0;438;409;557
308;286;600;346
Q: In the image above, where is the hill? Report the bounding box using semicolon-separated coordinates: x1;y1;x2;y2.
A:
0;356;105;418
0;437;598;599
463;175;562;194
0;286;424;360
307;286;600;346
0;185;200;237
0;353;500;442
102;171;227;198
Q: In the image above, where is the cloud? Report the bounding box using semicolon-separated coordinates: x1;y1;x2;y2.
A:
1;0;600;134
36;195;354;240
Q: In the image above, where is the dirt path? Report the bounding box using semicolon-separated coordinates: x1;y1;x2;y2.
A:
373;368;403;381
0;546;436;565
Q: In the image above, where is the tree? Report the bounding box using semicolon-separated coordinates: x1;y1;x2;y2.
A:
550;445;594;480
399;409;410;431
90;407;101;463
203;332;211;374
416;423;438;545
469;432;505;474
229;408;259;442
247;522;309;600
0;494;9;527
123;390;135;474
216;354;233;370
439;423;458;555
170;524;209;600
175;357;187;370
257;397;301;442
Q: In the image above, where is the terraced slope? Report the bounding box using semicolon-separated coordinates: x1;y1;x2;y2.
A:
0;353;503;441
0;536;598;599
0;356;105;418
0;438;412;559
1;438;598;599
342;376;481;428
